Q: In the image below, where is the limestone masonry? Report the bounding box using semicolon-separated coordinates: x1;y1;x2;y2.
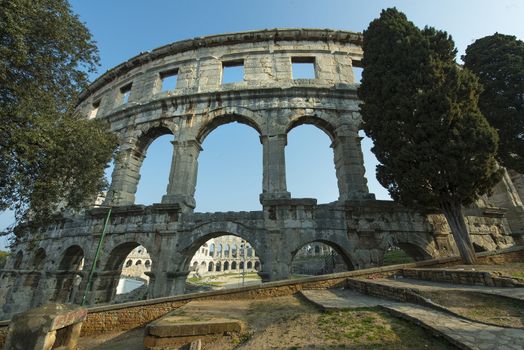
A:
1;28;523;320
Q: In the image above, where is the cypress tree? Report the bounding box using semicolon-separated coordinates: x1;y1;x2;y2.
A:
463;33;524;173
358;8;501;264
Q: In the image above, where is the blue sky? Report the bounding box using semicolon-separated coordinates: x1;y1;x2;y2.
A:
1;0;523;249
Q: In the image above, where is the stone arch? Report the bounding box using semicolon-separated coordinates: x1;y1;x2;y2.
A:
394;243;433;261
58;245;84;271
390;233;435;261
224;261;229;271
133;124;174;158
472;242;488;253
54;245;85;303
13;251;23;269
104;242;142;271
195;107;263;143
285;114;341;202
231;261;237;270
208;262;214;272
96;241;153;303
32;248;46;270
247;261;253;269
285;114;337;142
106;122;175;206
290;239;355;274
176;221;262;274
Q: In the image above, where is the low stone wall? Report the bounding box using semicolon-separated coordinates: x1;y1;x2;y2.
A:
346;278;427;304
0;246;521;346
402;268;522;287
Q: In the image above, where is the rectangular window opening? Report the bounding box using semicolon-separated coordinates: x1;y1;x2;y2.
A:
160;69;178;92
89;100;101;119
352;66;363;83
120;83;132;104
292;57;316;79
222;60;244;84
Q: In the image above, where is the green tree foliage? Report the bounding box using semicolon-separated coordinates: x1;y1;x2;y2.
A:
358;8;501;264
0;0;117;238
463;33;524;173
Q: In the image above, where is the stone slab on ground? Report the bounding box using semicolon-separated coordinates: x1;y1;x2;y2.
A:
300;289;386;309
300;289;524;350
144;300;247;349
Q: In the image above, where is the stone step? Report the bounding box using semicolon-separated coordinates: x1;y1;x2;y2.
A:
300;289;524;350
401;267;524;287
143;300;246;349
347;276;524;303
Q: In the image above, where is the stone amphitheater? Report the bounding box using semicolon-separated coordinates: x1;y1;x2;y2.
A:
1;28;523;321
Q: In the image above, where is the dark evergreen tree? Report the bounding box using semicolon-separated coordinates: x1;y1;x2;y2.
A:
463;33;524;173
0;0;117;238
358;8;501;264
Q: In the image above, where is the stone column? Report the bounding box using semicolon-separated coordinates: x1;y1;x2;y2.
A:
332;125;374;201
171;271;189;295
161;140;202;212
260;134;291;202
104;145;144;206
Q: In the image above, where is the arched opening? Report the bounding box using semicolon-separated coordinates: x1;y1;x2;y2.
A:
32;248;46;270
358;130;391;200
186;234;262;292
134;129;173;205
291;241;354;277
13;251;23;269
286;123;338;203
195;117;262;212
97;243;151;304
54;245;84;303
383;243;432;265
472;242;488;253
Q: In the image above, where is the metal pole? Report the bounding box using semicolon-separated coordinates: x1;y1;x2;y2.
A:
81;207;112;306
242;241;246;287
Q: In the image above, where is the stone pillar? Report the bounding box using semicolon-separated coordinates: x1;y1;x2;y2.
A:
332;125;374;201
257;231;290;282
162;140;202;212
260;134;291;201
170;271;189;295
104;145;144;206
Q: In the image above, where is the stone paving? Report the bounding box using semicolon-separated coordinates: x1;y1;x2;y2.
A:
300;289;524;350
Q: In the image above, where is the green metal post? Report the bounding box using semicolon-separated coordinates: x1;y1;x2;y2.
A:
81;207;112;306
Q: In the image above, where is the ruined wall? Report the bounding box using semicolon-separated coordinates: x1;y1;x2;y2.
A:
0;29;521;320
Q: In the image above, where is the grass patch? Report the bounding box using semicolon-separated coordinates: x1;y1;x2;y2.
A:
383;250;415;265
316;307;454;349
420;290;524;328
